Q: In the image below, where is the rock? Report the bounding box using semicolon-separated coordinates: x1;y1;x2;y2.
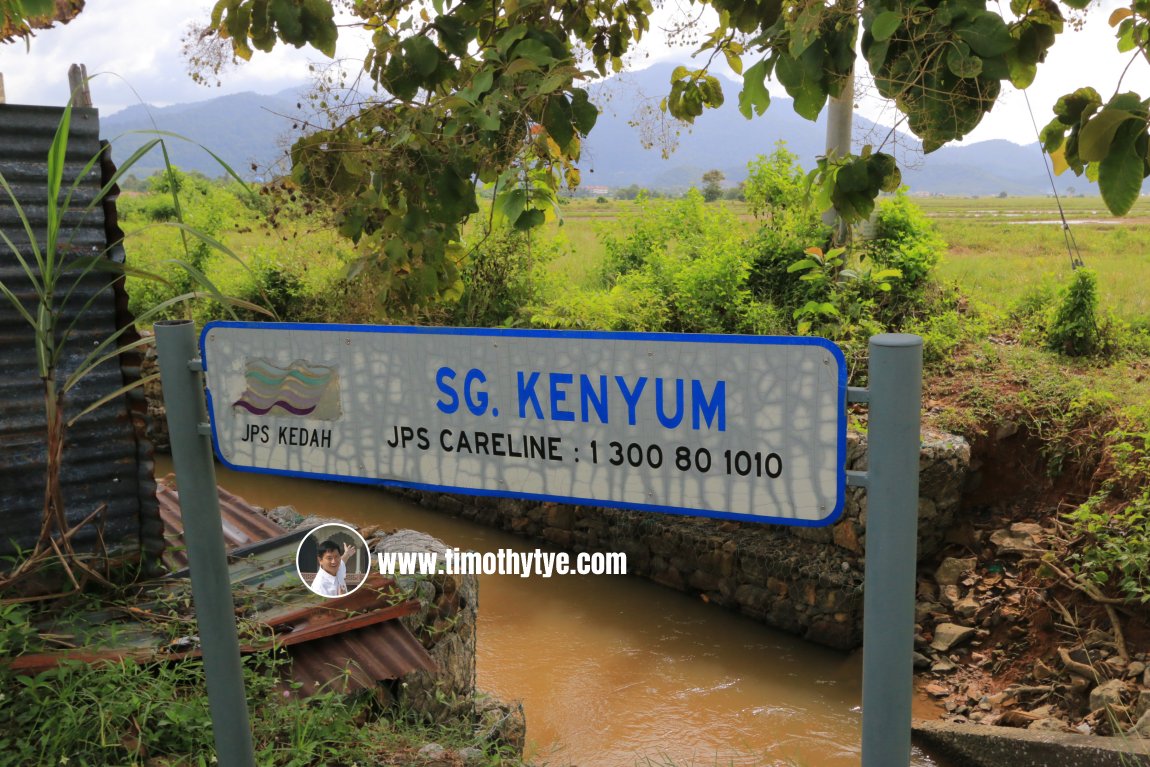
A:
475;696;527;752
1032;659;1056;681
1089;679;1126;712
932;658;958;673
1136;689;1150;721
989;525;1041;552
925;683;951;698
458;746;487;765
265;504;305;529
1129;709;1150;738
915;600;943;623
1028;718;1070;732
1103;656;1128;679
995;421;1019;440
417;743;448;762
998;710;1039;728
953;596;980;620
931;623;977;653
1127;660;1146;679
913;652;932;670
935;557;977;586
939;584;961;607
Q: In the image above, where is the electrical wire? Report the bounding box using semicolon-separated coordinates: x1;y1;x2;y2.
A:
1022;88;1085;270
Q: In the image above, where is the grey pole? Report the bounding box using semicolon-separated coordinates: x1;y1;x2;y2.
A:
861;333;922;767
154;320;256;767
822;1;855;244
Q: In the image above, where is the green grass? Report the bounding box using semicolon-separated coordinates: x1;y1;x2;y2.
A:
122;189;1150;327
928;198;1150;322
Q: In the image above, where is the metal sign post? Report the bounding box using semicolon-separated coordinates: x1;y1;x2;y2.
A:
850;334;923;767
155;320;257;767
185;319;921;763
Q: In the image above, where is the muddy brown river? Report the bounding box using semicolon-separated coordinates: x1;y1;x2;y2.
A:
179;459;943;766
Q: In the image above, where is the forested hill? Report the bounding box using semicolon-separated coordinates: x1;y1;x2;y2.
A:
99;63;1092;197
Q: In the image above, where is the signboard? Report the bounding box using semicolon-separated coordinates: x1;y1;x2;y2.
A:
200;322;847;526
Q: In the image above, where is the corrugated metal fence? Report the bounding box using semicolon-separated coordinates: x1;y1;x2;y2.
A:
0;104;161;568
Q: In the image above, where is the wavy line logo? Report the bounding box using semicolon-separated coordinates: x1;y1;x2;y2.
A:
232;358;341;421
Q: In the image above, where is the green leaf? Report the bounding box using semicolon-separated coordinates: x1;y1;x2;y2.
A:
494;188;527;225
946;43;983;78
570;89;598;135
871;11;901;42
1098;123;1146;215
511;39;556;67
495;25;528;56
458;67;494;103
269;0;304;44
300;0;336;56
1078;108;1138;162
405;36;441;77
776;50;826;121
786;258;819;273
870;152;902;192
738;60;771;119
724;48;744;75
19;0;56;15
955;13;1014;58
790;2;824;58
1053;88;1102;124
502;58;540;77
434;14;470;56
542;95;575;151
514;208;546;230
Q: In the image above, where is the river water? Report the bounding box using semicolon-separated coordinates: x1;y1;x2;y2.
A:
182;460;943;767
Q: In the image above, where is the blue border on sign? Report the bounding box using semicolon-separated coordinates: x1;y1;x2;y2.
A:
200;321;848;528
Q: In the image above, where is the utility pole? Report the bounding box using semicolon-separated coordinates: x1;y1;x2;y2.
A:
823;66;855;245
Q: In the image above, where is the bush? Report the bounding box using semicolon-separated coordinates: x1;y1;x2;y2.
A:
1046;267;1102;356
741;143;833;311
861;187;946;321
450;225;554;327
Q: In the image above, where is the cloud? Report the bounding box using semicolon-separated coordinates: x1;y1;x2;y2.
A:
0;0;319;114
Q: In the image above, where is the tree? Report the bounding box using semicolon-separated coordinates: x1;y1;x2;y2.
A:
181;0;1146;306
0;0;83;44
701;169;725;202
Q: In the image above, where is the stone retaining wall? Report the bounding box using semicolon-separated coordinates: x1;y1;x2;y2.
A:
396;429;969;650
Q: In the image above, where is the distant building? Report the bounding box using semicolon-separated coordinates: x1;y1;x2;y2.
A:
580;185;610;196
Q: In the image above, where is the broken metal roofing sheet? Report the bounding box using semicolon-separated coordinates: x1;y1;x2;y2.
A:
0;104;159;566
7;567;436;695
152;484;436;692
156;478;288;571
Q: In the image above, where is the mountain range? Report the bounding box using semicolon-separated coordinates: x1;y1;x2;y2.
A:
97;63;1092;197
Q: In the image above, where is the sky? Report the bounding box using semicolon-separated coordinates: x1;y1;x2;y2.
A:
0;0;1140;147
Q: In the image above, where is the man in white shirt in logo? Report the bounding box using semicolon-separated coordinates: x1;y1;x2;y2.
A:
311;539;356;597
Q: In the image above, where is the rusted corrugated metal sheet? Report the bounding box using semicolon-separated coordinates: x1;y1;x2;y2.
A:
156;479;287;570
153;488;436;692
287;619;434;694
0;104;160;566
262;575;437;693
7;572;437;696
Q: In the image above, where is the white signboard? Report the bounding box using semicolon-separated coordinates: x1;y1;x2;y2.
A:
201;322;847;526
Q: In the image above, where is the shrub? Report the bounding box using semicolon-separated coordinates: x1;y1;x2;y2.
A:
452;225;554;327
861;187;946;321
1046;267;1102;356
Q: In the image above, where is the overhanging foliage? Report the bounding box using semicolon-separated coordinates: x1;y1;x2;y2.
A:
193;0;1150;306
